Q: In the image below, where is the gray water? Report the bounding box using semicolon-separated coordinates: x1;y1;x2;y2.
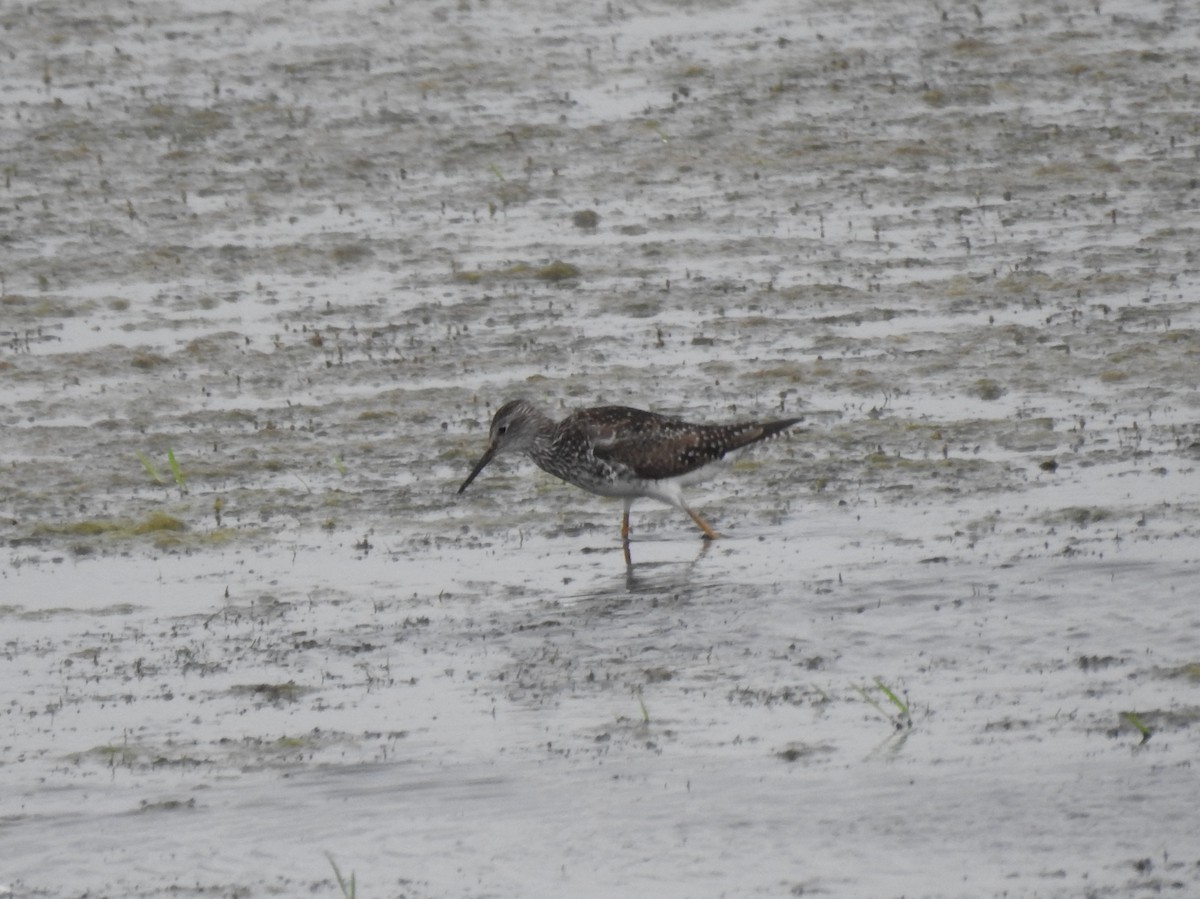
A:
2;0;1199;896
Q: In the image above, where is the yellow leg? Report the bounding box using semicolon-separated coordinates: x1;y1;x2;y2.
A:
686;506;720;540
621;508;631;540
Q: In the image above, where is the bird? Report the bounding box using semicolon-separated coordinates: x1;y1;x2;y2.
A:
457;399;801;548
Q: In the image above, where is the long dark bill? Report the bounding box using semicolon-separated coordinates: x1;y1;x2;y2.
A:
458;443;497;493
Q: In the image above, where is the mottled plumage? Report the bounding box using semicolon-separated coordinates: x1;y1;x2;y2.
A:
458;399;801;547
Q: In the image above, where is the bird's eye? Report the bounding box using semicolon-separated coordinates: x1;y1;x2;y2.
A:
497;425;508;435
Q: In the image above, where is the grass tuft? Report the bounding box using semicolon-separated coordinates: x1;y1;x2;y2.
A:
1119;711;1152;745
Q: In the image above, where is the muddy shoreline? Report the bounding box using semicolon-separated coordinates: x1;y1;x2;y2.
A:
3;0;1199;896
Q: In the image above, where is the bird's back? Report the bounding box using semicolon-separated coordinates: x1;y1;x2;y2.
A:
560;406;800;483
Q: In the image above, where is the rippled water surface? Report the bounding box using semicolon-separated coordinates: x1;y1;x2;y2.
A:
3;0;1199;896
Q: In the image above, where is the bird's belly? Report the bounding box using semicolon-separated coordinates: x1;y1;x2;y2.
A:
559;474;646;499
560;460;726;501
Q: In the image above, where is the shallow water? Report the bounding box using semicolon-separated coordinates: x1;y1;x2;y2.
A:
3;0;1200;896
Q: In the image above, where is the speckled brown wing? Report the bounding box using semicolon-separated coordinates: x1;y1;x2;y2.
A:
557;406;683;479
579;406;799;481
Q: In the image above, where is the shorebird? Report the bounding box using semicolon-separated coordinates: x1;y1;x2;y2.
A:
457;399;801;547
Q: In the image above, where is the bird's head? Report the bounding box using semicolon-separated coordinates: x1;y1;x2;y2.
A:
458;399;545;492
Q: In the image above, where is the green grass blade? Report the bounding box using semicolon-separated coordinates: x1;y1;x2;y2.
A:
874;678;909;716
1119;711;1152;744
325;852;356;899
137;452;164;485
853;683;890;720
644;121;670;143
167;448;185;488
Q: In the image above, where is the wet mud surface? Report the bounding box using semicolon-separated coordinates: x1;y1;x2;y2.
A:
3;0;1200;896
